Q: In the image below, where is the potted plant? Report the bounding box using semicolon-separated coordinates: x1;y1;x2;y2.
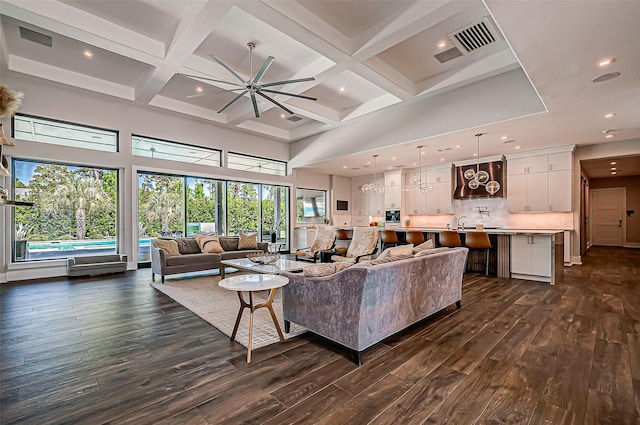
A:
15;223;30;261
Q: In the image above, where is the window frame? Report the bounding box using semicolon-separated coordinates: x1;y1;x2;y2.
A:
132;134;222;167
227;151;287;176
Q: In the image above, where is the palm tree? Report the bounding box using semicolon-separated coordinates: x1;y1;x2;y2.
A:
143;190;182;234
43;175;112;240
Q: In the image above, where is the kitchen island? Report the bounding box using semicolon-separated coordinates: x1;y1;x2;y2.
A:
337;226;566;284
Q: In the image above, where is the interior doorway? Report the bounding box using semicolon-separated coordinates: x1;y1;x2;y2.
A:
591;188;625;246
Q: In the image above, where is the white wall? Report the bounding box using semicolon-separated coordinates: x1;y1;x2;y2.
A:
1;74;294;283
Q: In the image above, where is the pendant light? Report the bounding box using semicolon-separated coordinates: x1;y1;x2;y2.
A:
464;133;500;194
361;155;384;193
402;145;433;193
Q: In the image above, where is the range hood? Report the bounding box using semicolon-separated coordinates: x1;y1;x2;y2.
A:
453;160;505;199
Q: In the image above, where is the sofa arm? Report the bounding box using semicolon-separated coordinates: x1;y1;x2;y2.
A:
257;242;269;252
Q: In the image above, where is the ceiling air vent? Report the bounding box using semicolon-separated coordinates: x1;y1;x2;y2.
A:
434;47;463;64
19;26;52;48
448;17;500;54
286;115;303;122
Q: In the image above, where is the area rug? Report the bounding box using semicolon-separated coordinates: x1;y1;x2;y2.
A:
151;273;306;349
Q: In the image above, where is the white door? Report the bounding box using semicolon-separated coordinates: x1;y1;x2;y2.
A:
591;188;624;246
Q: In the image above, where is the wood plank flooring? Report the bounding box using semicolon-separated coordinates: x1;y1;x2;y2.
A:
1;246;638;424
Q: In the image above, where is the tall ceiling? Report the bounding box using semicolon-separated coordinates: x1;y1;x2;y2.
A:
1;0;639;177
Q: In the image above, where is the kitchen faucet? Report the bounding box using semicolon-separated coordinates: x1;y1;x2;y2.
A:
457;215;466;230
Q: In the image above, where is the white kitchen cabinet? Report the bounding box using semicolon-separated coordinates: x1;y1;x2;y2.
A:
548;169;571;211
384;170;402;210
507;149;572;212
351;215;369;227
369;193;385;216
425;167;452;214
351;188;369;216
404;171;426;214
511;234;552;281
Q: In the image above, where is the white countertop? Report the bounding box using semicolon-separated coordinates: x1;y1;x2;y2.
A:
336;226;568;235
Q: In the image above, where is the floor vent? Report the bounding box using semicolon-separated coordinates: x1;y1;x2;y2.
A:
19;26;52;48
286;115;303;122
448;17;499;54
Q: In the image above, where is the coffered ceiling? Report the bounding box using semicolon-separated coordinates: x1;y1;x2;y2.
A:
0;0;639;176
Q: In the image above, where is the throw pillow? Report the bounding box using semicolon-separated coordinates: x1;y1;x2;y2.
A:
194;234;224;253
377;243;414;260
412;239;435;254
154;239;181;256
238;233;258;250
175;238;201;254
303;262;352;277
414;247;451;257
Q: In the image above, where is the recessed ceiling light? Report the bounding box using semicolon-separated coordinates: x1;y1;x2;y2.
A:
412;162;416;166
392;156;396;160
83;50;93;58
606;134;614;138
196;86;203;93
339;87;345;93
280;113;286;118
388;166;393;169
515;146;521;150
604;113;616;118
592;72;621;83
440;158;445;161
597;57;616;67
611;171;617;175
501;136;507;140
455;145;461;148
437;41;446;49
342;165;348;169
421;151;425;155
611;161;617;165
366;161;371;165
611;167;617;170
473;153;478;156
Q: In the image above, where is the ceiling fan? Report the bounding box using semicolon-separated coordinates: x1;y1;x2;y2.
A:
180;42;317;118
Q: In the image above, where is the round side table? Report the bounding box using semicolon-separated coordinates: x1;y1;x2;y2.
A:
218;273;289;363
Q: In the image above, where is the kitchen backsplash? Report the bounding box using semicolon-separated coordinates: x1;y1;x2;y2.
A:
403;198;573;230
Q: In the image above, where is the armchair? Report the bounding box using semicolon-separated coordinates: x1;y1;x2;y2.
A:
295;224;337;262
331;226;379;264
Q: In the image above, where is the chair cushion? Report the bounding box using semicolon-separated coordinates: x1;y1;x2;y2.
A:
330;255;357;264
346;227;379;258
194;234;225;253
154;239;181;256
310;225;336;253
355;254;413;267
377;244;414;260
412;239;435;254
166;253;219;266
238;233;258;250
303;262;351;277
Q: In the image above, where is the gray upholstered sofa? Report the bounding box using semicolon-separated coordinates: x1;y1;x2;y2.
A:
151;236;268;283
67;254;127;277
281;247;468;364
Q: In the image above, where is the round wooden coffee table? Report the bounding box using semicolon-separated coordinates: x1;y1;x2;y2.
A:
218;273;289;363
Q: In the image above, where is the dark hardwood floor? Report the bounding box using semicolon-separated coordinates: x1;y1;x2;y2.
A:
1;246;638;424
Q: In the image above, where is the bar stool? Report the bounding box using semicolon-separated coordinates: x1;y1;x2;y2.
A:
438;230;463;248
335;228;350;255
405;231;426;245
465;231;492;276
381;229;399;250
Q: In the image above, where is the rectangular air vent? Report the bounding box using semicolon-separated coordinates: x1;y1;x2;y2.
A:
286;115;303;122
448;17;499;54
434;46;463;63
19;26;52;48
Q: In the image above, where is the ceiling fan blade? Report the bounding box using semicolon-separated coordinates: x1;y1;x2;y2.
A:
250;92;260;118
258;77;315;89
218;90;248;113
261;89;317;101
256;91;293;115
209;54;246;84
178;73;243;87
186;88;245;98
252;56;274;85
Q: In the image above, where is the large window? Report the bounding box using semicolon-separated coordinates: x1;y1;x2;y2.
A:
13;114;118;152
12;159;118;262
227;152;287;176
296;188;327;223
137;172;289;263
132;135;221;166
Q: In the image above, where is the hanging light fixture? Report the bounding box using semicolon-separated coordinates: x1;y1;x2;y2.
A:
464;133;500;194
402;145;433;193
361;155;384;193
